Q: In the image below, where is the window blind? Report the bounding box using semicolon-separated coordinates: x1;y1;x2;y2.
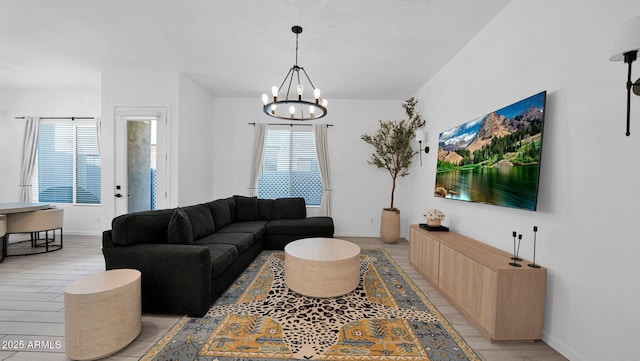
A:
37;123;74;203
76;125;101;204
258;127;322;206
35;121;101;204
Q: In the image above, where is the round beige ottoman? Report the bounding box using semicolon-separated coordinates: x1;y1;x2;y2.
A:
64;269;141;360
284;238;361;297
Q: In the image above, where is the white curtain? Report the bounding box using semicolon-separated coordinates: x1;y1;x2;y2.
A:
19;117;40;202
314;124;332;216
95;116;102;155
249;123;267;196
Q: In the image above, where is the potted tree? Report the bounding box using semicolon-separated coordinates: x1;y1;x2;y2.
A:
361;97;425;243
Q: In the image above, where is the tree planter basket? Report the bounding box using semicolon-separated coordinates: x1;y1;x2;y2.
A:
380;209;400;244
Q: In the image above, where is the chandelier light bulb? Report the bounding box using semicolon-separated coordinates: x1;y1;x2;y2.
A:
309;106;315;115
271;86;279;97
297;84;304;96
289;105;296;115
314;88;321;99
270;104;276;114
322;99;328;107
261;93;269;105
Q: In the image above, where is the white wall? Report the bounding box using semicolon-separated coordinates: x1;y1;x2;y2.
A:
0;89;101;234
177;74;216;205
328;99;417;236
210;97;407;236
100;71;180;227
408;1;640;360
0;72;215;235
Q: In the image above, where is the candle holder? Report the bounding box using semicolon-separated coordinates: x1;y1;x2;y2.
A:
528;226;541;268
509;232;522;267
511;233;523;261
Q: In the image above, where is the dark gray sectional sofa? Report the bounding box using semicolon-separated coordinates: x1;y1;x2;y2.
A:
102;195;334;316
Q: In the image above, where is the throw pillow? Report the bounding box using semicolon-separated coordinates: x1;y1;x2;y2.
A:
207;199;233;229
258;199;275;220
234;195;260;221
167;208;194;244
182;204;215;240
111;208;175;245
272;197;306;219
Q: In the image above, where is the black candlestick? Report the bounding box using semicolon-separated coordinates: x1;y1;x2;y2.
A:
528;226;541;268
511;233;523;261
509;231;522;267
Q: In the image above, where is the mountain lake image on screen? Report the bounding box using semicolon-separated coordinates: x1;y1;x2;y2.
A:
435;91;546;211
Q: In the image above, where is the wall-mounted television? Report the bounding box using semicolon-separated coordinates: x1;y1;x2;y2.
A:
435;91;546;211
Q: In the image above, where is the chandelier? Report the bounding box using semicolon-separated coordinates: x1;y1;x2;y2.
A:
262;25;328;120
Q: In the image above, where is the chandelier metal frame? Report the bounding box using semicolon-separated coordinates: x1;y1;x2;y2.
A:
262;25;327;121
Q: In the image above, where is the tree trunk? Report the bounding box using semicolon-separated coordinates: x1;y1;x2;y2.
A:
390;175;397;209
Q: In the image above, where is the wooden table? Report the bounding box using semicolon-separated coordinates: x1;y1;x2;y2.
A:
64;269;142;360
0;203;52;258
284;238;361;298
0;202;50;214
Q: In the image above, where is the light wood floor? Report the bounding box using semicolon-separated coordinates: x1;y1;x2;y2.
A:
0;235;568;361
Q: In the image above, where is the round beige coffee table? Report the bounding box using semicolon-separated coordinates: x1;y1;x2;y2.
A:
284;237;361;297
64;269;141;361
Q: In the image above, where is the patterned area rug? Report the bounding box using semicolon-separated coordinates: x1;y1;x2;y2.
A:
141;249;480;361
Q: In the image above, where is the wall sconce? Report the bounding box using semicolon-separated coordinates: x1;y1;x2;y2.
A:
414;128;429;167
610;16;640;136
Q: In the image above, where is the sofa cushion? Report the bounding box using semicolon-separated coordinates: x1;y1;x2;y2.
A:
266;217;334;236
202;243;238;278
272;197;306;219
195;232;254;254
226;197;238;222
167;208;194;244
112;208;175;246
217;220;268;241
258;199;274;220
207;199;233;229
182;204;215;240
234;195;260;221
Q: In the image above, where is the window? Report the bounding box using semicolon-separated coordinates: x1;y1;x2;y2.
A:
33;120;101;205
257;127;322;206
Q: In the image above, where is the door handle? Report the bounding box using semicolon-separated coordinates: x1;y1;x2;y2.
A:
115;193;123;198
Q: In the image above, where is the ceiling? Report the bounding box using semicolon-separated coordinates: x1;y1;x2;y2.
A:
0;0;511;101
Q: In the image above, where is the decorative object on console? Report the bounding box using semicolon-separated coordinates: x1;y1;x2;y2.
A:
261;25;328;121
361;97;426;243
419;223;449;232
424;208;445;227
511;232;523;261
528;225;541;268
435;91;546;211
609;16;640;136
509;231;522;267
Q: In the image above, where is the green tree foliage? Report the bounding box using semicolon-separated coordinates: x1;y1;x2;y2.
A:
361;97;426;210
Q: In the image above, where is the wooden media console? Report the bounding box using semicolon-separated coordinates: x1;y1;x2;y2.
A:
409;224;546;342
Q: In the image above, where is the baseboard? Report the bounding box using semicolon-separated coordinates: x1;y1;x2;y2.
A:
63;231;103;237
334;232;408;242
543;331;584;361
334;232;381;238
